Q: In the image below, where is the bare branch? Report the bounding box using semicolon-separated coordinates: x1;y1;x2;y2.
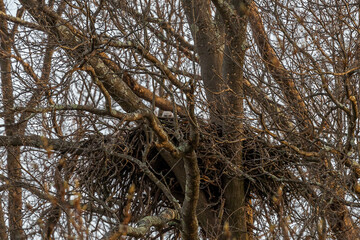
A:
102;209;179;239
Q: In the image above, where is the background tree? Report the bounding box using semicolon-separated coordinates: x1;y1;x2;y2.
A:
0;0;360;239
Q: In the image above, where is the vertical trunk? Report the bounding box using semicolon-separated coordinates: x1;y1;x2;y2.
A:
216;1;250;239
221;43;248;240
181;1;227;237
181;152;200;240
181;0;225;124
0;2;24;239
223;24;249;239
0;201;7;240
183;0;252;238
6;149;23;240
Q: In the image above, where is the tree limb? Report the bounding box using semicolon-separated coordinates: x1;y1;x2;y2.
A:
102;208;179;239
249;3;312;133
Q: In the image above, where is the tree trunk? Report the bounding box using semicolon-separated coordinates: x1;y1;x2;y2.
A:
0;2;25;239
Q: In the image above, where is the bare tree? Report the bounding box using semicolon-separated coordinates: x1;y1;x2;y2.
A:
0;0;360;239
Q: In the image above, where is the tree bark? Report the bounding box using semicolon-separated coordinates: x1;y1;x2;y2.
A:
214;1;250;239
0;200;7;240
0;2;25;239
181;0;225;124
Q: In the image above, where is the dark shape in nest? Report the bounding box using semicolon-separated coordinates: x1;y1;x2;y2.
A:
73;118;293;218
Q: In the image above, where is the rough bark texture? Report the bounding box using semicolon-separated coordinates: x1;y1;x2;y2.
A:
181;152;200;240
213;0;251;239
0;1;24;238
0;201;7;240
181;0;225;123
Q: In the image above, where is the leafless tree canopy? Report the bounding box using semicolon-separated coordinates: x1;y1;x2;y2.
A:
1;0;360;239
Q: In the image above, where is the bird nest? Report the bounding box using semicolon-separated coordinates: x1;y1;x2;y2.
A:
73;118;292;222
